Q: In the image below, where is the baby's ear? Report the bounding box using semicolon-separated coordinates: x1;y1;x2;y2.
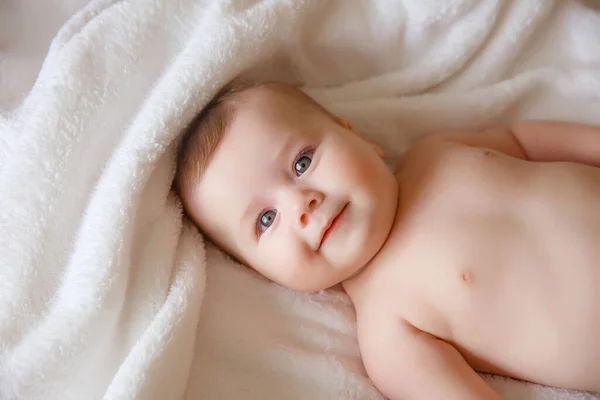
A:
336;116;355;131
336;117;385;158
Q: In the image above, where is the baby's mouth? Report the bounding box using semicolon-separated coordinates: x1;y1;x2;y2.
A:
319;203;349;249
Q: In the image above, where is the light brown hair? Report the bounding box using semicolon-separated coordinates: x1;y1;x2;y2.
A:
174;79;262;203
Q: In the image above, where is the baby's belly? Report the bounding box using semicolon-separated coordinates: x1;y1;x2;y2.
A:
445;254;600;391
396;154;600;390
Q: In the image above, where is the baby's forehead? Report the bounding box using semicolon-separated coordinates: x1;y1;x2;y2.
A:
191;141;271;255
236;84;324;122
194;83;327;200
223;105;310;153
201;117;285;196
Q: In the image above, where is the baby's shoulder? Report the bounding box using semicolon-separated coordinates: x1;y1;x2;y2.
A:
355;300;399;347
353;273;412;334
397;131;461;166
407;129;475;156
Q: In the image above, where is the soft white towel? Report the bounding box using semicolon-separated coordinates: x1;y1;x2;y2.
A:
1;1;600;399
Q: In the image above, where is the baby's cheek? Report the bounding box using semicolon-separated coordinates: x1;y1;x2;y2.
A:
265;240;311;287
322;153;366;187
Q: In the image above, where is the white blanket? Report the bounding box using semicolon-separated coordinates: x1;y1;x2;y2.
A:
1;0;600;399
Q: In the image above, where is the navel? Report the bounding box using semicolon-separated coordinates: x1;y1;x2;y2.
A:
460;271;475;285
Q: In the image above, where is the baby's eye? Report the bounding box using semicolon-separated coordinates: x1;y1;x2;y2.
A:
294;150;313;177
257;209;277;234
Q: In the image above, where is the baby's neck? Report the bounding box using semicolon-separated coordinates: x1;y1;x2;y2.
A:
342;184;402;305
341;219;401;306
341;260;376;307
340;277;361;305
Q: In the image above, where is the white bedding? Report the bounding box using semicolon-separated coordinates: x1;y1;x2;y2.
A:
1;1;600;399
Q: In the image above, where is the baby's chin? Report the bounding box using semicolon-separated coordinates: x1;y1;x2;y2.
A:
313;265;370;292
277;269;349;293
242;239;388;293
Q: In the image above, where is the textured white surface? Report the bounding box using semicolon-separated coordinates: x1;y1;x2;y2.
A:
0;0;90;112
1;1;599;399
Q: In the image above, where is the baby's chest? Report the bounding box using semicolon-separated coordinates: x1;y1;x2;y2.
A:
386;146;600;339
402;144;530;212
381;150;540;334
396;143;600;277
395;146;533;268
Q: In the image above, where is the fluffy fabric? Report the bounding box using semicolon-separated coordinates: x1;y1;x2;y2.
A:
1;1;599;399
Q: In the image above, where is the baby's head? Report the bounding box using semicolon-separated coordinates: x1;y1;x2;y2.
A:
175;81;398;292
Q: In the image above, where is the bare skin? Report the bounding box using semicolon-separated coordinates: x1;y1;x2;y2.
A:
344;123;600;399
183;85;600;400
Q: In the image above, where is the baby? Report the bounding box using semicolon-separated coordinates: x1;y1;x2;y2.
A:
175;81;600;399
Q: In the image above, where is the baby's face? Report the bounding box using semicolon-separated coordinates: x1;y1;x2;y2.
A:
188;87;398;291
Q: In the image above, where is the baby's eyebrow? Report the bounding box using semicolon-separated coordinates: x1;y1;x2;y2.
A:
272;134;297;170
238;135;297;232
241;196;262;231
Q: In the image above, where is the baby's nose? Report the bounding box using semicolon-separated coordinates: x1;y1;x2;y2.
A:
298;198;318;226
291;190;323;227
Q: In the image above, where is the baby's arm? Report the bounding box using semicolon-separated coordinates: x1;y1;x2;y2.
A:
513;121;600;166
434;121;600;166
362;320;501;400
